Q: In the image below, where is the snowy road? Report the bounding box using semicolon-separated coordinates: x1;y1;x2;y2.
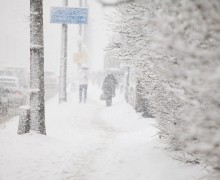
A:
0;86;205;180
0;107;18;125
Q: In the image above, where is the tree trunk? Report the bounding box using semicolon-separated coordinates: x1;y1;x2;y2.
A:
30;0;46;135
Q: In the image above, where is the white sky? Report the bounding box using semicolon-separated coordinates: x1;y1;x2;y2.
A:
0;0;109;74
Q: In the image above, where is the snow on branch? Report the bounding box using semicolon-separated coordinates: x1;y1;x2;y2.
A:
30;44;44;49
96;0;134;7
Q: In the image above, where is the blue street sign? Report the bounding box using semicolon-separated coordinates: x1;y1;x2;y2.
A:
50;7;88;24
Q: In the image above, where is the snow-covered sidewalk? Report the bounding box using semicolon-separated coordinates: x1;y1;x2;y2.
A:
0;86;205;180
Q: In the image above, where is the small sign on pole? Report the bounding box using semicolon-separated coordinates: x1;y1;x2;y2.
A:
73;52;87;64
50;7;88;24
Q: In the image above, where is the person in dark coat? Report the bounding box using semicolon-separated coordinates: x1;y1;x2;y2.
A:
101;73;118;106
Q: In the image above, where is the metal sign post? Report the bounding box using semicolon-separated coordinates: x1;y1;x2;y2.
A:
50;5;88;103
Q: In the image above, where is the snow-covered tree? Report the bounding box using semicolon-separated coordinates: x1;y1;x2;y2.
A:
109;0;220;178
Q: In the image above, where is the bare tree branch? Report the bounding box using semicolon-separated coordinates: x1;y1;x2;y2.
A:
96;0;134;7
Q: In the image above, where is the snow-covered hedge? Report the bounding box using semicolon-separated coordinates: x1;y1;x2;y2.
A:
109;0;220;178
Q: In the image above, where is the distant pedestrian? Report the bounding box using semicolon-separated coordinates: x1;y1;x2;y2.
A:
78;65;88;103
101;73;118;106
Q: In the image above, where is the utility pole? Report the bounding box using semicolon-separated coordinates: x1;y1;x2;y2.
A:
79;0;88;52
79;0;83;53
30;0;46;134
59;0;68;103
77;0;88;68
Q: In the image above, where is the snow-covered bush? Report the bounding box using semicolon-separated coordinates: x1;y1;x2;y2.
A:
108;0;220;178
